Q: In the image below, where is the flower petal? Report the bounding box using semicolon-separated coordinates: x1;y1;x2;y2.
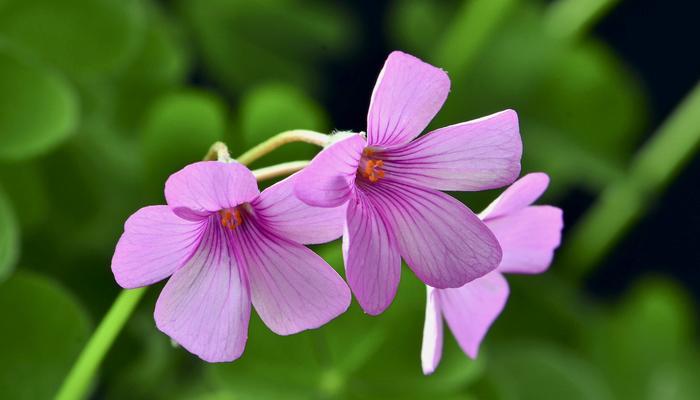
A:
421;286;444;375
154;219;250;362
380;110;521;191
438;272;509;359
236;219;351;335
112;206;206;289
165;161;259;214
294;133;365;208
343;190;402;315
253;174;346;245
486;205;563;274
480;172;550;220
362;181;501;288
367;51;450;146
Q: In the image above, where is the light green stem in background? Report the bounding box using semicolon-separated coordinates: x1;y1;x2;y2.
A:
561;82;700;280
56;137;320;400
252;160;310;181
432;0;518;74
433;0;621;75
545;0;621;40
55;288;146;400
236;129;329;165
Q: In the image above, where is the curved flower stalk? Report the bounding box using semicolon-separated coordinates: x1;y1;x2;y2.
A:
294;51;523;315
112;161;350;362
421;173;564;374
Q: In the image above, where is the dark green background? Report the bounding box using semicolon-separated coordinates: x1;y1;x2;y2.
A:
0;0;698;399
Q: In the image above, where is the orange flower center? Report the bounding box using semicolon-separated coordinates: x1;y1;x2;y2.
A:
358;148;385;183
219;207;243;230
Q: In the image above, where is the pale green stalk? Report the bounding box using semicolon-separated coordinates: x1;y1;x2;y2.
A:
236;130;329;165
252;160;310;181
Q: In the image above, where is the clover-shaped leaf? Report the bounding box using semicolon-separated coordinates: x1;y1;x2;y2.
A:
142;91;226;188
177;0;355;95
0;0;145;79
0;272;91;399
0;48;78;161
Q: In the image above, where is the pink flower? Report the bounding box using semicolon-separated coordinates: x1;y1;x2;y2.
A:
294;51;522;314
421;173;563;374
111;161;351;362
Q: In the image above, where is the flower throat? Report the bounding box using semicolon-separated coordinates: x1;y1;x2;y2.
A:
358;147;385;183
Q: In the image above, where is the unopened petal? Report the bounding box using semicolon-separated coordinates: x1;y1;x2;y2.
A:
155;219;250;362
367;51;450;146
112;206;206;289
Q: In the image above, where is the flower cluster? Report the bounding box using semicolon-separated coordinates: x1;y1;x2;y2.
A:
112;51;563;370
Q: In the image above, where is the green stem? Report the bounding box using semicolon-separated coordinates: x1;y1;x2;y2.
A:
432;0;518;74
545;0;621;40
252;160;310;181
55;288;146;400
561;82;700;280
55;136;322;399
236;129;329;166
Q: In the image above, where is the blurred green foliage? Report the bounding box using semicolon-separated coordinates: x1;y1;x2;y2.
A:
0;272;91;399
142;90;226;190
0;185;18;279
0;0;697;399
238;82;329;171
0;47;79;161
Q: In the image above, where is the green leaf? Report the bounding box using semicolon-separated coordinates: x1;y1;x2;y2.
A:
0;0;145;79
645;358;700;400
477;342;614;400
206;316;328;400
0;272;91;400
142;90;227;189
177;0;355;94
388;0;454;55
114;3;190;131
0;162;50;232
0;185;19;280
582;278;697;400
103;312;197;400
119;4;188;87
238;83;328;168
0;48;79;161
489;274;591;345
520;40;646;192
347;276;484;399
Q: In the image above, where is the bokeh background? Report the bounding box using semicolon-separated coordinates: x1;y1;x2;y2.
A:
1;0;699;399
